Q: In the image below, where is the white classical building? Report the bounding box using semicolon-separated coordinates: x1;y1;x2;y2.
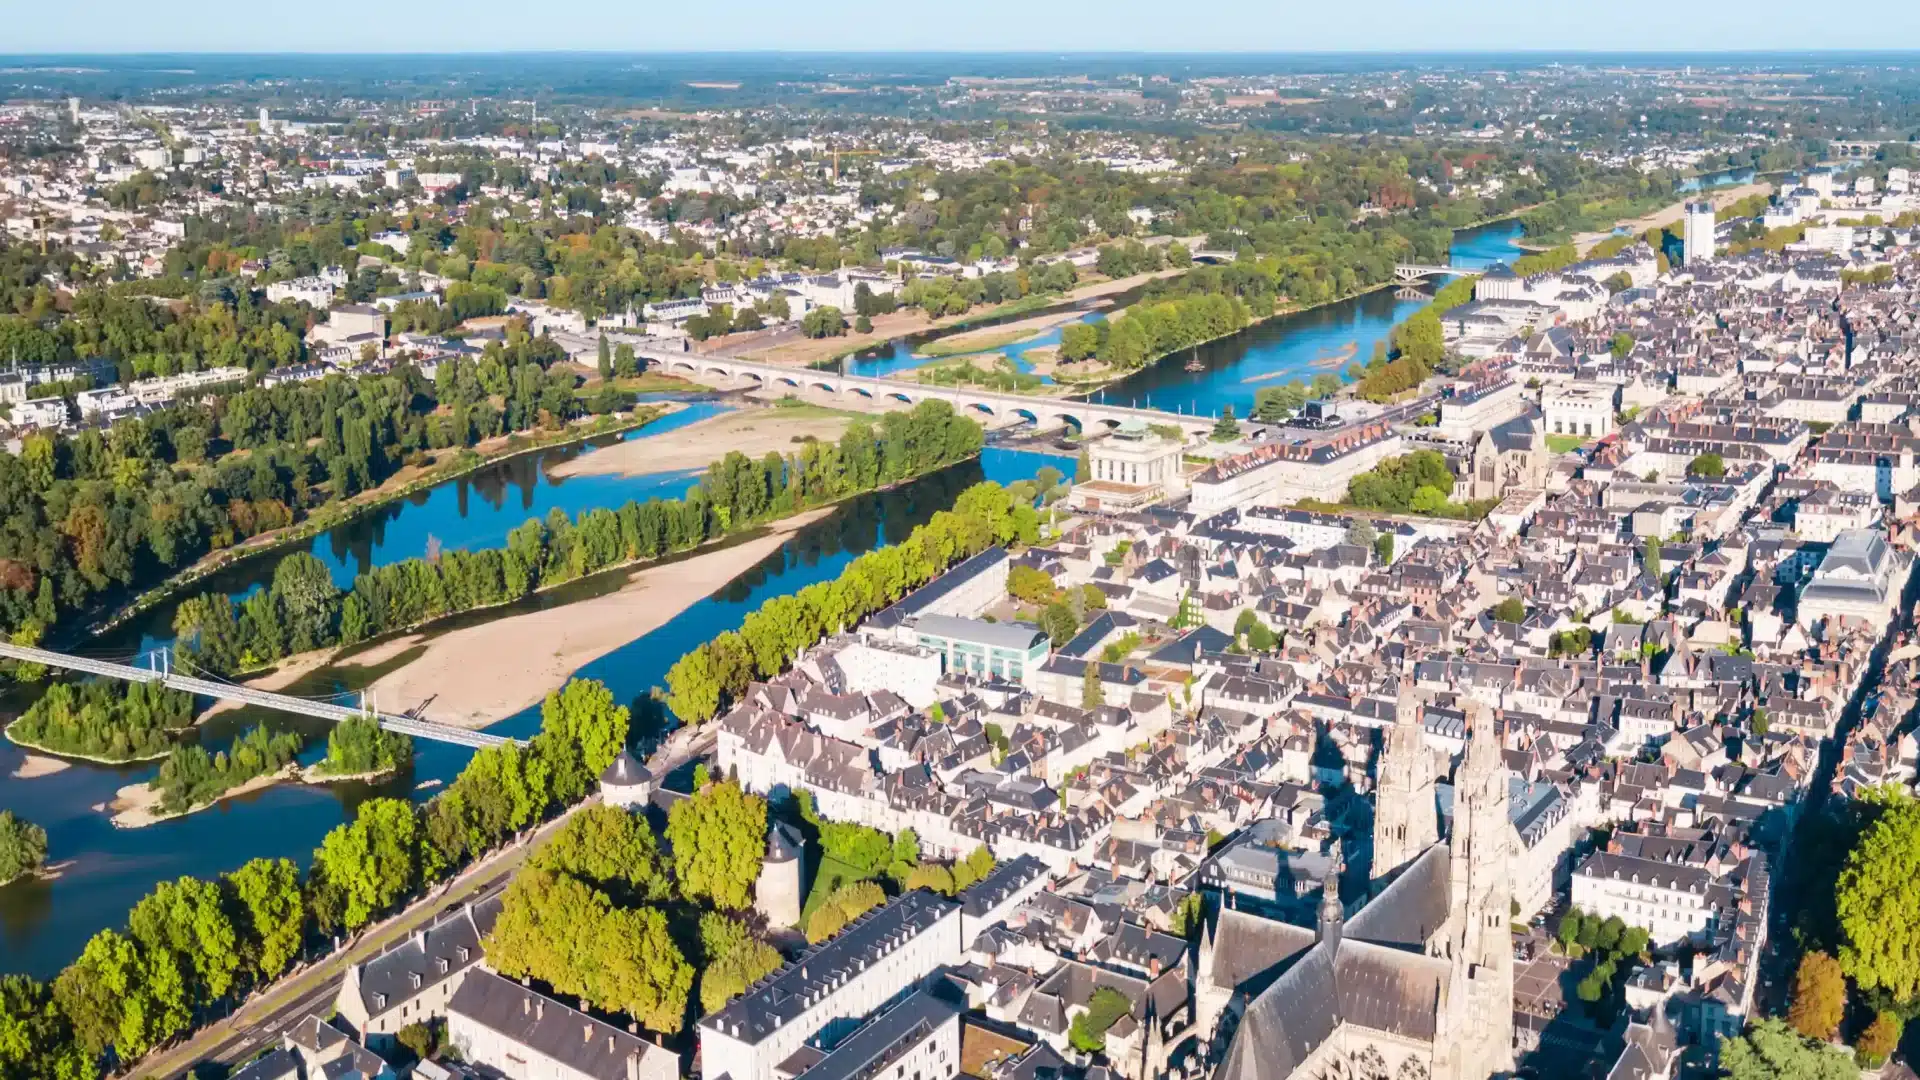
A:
1798;528;1908;629
1542;382;1620;441
1067;419;1187;512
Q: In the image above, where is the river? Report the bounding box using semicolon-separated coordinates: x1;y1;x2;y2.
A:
0;220;1529;979
0;437;1063;978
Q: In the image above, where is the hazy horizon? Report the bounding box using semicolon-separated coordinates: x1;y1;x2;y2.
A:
13;0;1920;56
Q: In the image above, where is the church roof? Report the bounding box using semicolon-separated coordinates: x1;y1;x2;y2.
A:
1214;935;1447;1080
1206;908;1315;997
1345;843;1452;950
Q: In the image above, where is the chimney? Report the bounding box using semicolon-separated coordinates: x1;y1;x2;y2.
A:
628;1052;642;1080
523;995;531;1016
586;1023;595;1044
536;1000;545;1021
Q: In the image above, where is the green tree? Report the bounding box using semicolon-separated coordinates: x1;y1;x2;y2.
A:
53;928;191;1061
805;880;886;943
224;857;305;985
0;973;93;1080
597;333;613;381
1837;788;1920;1002
1374;532;1394;564
1493;597;1526;624
1170;893;1205;940
1068;986;1133;1052
533;804;669;902
1688;452;1726;478
665;780;767;910
485;869;693;1033
1081;661;1105;710
1211;405;1241;441
537;679;630;787
1610;332;1635;358
1644;534;1663;577
0;811;47;885
1556;909;1584;953
800;306;847;339
310;797;428;932
1721;1018;1856;1080
127;876;242;1002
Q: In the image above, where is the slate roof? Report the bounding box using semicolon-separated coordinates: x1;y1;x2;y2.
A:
448;970;676;1080
347;891;502;1020
1211;840;1457;1080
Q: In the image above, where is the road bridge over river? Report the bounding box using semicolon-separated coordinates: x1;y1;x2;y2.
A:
0;642;518;749
639;349;1221;434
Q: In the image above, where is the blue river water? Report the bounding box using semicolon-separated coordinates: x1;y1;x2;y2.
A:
0;444;1063;978
0;220;1530;978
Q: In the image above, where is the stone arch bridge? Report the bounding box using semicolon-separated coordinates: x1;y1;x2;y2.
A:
641;350;1219;436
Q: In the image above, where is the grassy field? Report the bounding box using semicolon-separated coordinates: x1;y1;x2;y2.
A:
1546;434;1587;454
769;397;870;421
919;328;1040;358
801;854;873;920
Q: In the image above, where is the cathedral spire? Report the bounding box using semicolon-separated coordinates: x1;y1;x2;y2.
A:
1318;836;1344;945
1434;700;1516;1080
1371;677;1438;886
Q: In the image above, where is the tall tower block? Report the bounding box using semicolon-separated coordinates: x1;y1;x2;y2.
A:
1683;201;1716;265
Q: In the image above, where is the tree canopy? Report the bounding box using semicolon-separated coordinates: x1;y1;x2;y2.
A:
665;780;767;911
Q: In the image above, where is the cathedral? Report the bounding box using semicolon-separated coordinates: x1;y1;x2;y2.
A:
1197;688;1516;1080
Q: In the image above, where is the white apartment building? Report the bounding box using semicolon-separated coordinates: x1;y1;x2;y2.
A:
266;276;338;309
1571;851;1721;947
447;970;679;1080
698;892;963;1080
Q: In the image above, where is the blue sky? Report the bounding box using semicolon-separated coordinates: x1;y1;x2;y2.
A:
11;0;1920;53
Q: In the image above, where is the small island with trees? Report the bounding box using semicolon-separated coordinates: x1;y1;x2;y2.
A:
304;714;414;783
0;810;48;887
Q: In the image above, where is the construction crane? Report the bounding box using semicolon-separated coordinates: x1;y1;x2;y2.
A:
828;148;883;182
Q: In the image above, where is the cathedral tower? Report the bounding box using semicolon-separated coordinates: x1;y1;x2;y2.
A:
1371;680;1439;885
1433;703;1516;1080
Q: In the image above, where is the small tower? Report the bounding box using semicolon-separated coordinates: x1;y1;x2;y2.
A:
1683;201;1716;266
1317;836;1345;946
755;821;806;928
598;749;653;810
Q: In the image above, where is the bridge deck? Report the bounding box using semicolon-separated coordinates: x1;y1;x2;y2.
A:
0;642;518;750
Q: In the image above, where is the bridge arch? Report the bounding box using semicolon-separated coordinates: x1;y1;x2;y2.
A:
965;401;997;418
844;385;875;399
668;359;698;375
885;391;915;405
810;381;839;395
773;374;802;388
1050;413;1084;434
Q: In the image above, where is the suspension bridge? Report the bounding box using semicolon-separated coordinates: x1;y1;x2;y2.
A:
0;641;519;750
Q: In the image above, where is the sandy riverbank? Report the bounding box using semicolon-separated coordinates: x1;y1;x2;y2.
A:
548;408;854;480
197;648;343;723
916;309;1087;357
11;753;70;779
365;508;834;730
735;269;1180;368
108;766;297;829
1573;182;1773;254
